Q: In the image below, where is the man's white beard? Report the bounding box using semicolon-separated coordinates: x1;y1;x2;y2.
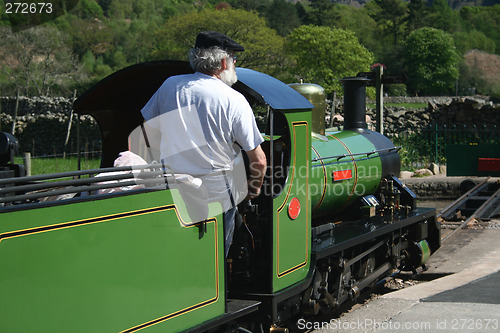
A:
220;61;238;86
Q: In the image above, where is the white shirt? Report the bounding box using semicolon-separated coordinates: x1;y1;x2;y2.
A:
141;72;264;177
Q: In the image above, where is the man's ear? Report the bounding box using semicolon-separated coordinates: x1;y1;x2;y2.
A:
221;57;228;71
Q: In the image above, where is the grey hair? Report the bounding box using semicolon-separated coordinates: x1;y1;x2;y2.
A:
189;47;232;75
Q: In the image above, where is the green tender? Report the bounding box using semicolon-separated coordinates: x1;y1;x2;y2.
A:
0;189;224;332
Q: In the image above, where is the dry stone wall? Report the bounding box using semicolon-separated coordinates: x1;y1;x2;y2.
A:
0;96;100;157
328;95;500;132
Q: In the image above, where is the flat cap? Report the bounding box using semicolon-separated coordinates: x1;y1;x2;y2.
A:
195;31;245;52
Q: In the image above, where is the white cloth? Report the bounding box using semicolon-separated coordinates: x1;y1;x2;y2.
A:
95;151;148;194
113;150;148;167
141;72;263;177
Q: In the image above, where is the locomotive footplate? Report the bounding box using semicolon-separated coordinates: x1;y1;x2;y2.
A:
184;299;261;333
230;273;315;327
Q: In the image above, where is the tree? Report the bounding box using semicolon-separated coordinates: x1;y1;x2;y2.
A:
0;26;85;95
286;25;374;94
426;0;460;34
406;0;428;33
329;4;380;55
228;0;269;13
453;30;496;55
107;0;134;19
152;9;286;77
98;0;113;17
306;0;340;26
368;0;408;46
76;0;104;19
0;0;9;26
404;27;460;96
264;0;301;37
459;5;500;55
121;19;158;64
67;17;113;59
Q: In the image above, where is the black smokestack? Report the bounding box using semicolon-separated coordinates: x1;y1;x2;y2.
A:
342;77;369;132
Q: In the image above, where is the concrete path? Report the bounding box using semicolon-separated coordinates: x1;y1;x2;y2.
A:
303;228;500;332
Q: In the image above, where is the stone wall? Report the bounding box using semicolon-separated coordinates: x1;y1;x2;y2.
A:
0;96;100;157
427;97;500;126
0;96;74;116
401;176;494;200
328;95;500;132
382;96;454;104
402;177;463;200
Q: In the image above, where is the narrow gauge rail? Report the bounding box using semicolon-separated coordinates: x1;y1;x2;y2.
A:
438;178;500;241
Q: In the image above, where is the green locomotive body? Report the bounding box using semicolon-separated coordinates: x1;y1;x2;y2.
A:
310;129;394;219
0;61;440;332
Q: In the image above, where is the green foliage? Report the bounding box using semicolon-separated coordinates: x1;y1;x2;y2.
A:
49;0;164;84
81;51;96;74
94;57;113;78
426;0;461;34
121;20;157;64
286;25;374;94
368;0;408;46
307;0;340;26
109;49;128;70
384;84;408;97
330;4;380;55
386;127;440;168
0;0;10;26
459;4;500;54
107;0;134;19
0;26;85;96
228;0;272;13
264;0;301;37
404;27;460;96
406;0;428;33
453;30;496;55
162;0;198;19
67;17;113;59
152;9;286;76
76;0;104;19
98;0;113;17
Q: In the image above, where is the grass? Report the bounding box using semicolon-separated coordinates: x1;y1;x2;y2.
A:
14;156;101;176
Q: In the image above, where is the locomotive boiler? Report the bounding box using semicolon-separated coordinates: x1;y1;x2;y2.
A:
0;60;440;332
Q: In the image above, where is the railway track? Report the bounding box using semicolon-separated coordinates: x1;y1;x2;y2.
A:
438;178;500;241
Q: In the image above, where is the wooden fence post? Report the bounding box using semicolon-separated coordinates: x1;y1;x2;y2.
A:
24;152;31;176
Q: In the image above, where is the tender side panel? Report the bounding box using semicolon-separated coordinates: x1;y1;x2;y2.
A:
273;114;312;292
0;190;224;333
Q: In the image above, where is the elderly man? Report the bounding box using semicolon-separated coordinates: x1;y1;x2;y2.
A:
141;31;267;256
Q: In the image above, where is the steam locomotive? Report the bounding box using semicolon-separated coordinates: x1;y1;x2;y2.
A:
0;61;440;332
